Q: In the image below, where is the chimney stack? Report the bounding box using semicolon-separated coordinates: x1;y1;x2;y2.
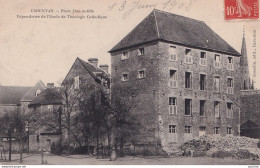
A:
47;83;54;88
99;64;109;73
88;58;98;68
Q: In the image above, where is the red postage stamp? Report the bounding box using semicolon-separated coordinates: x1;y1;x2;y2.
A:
225;0;259;20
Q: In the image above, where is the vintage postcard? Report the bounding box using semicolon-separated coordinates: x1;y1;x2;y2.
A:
0;0;260;166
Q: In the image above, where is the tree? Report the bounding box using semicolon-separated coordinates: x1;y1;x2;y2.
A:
110;84;141;157
0;107;29;162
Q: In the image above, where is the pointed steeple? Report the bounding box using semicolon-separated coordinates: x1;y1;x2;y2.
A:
240;26;251;90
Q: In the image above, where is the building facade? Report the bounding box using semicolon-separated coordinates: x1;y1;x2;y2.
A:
109;10;242;149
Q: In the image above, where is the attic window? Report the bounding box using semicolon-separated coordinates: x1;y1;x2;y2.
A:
74;76;80;90
35;90;41;97
137;70;146;79
122;73;129;81
138;48;144;56
185;49;193;64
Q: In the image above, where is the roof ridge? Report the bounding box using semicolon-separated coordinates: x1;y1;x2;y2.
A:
77;57;98;79
153;9;204;23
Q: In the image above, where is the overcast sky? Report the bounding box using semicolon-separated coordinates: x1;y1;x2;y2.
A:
0;0;259;88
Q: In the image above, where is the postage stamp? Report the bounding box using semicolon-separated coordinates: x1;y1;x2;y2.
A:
225;0;259;20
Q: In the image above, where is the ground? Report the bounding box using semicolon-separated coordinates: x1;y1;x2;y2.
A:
1;154;260;165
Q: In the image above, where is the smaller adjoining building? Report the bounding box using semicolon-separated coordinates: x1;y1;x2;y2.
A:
28;83;63;152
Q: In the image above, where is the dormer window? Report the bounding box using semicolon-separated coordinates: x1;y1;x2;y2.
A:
35;90;41;96
185;49;193;64
138;48;144;56
121;52;129;60
74;76;80;90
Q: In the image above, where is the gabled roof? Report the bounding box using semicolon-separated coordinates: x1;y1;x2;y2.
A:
21;80;46;102
62;57;109;85
28;88;63;107
110;9;240;56
0;86;31;105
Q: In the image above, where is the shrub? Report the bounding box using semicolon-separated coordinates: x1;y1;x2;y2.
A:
51;142;61;155
212;150;235;158
125;146;168;157
257;139;260;148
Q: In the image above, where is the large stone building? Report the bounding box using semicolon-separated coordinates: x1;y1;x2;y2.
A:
109;10;243;149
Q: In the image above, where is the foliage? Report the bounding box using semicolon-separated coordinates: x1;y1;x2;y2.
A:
124;146;168;157
211;149;259;160
180;139;211;152
257;139;260;148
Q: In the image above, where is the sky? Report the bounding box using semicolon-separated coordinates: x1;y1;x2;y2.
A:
0;0;259;88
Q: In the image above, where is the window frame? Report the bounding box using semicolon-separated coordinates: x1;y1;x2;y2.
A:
214;127;220;134
227;77;234;94
138;48;144;56
121;51;129;60
184;126;192;134
184;49;193;64
200;52;207;66
169;97;177;115
169;46;177;61
200;74;206;91
137;69;146;79
214;54;221;68
121;73;129;81
199;100;206;117
169;69;178;88
213;76;220;92
185;99;192;116
227;102;234;118
185;72;192;89
214;101;220;118
74;76;80;90
227;127;232;135
227;56;234;70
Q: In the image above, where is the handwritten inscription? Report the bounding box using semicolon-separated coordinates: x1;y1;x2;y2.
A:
109;0;197;19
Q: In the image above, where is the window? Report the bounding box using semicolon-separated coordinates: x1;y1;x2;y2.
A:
137;70;146;79
227;57;233;70
185;126;192;133
185;72;192;89
169;70;177;88
185;99;192;116
169;125;176;133
169;46;177;61
138;48;144;56
36;90;41;96
47;139;51;146
169;97;177;115
169;125;177;142
214;127;220;134
122;73;129;81
227;78;234;94
199;126;206;136
185;49;193;64
200;52;206;66
214;101;220;117
200;74;206;90
214;54;221;68
37;135;40;143
227;127;232;135
121;52;129;60
214;77;220;92
227;103;233;118
200;100;206;116
74;76;80;90
47;105;53;113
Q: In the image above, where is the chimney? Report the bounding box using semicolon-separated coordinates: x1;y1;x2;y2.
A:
88;58;98;68
47;83;54;88
99;64;109;73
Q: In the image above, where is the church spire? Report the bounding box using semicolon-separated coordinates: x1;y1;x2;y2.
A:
240;26;251;90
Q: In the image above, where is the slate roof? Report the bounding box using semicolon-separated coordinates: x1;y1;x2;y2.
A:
28;88;63;107
21;80;46;102
0;86;31;105
62;57;110;85
110;9;240;56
